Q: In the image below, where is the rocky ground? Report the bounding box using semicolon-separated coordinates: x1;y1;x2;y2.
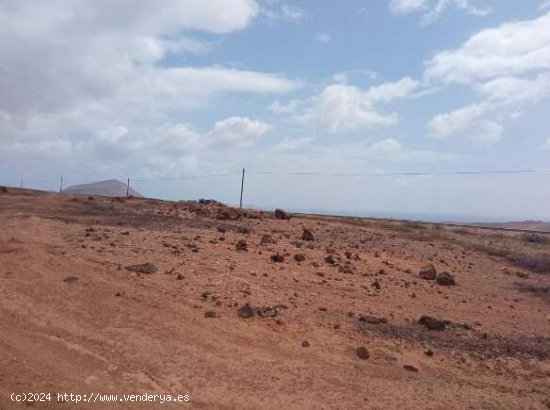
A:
0;188;549;409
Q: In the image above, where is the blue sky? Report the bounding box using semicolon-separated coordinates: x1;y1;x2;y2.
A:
1;0;550;221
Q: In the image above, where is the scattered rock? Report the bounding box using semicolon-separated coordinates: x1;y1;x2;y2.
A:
236;239;248;252
237;303;255;319
260;234;274;245
419;265;437;280
356;347;370;360
176;274;184;280
418;316;446;331
274;209;291;220
301;340;310;347
301;228;315;241
515;271;530;279
294;253;306;262
359;315;387;324
204;311;219;318
63;276;78;283
372;280;381;290
424;349;434;357
257;305;288;318
436;272;456;286
403;365;419;372
270;253;285;263
125;262;157;274
325;255;336;265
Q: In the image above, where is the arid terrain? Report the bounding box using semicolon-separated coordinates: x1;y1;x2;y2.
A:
0;188;549;409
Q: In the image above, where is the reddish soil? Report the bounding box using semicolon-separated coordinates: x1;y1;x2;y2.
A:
0;189;549;409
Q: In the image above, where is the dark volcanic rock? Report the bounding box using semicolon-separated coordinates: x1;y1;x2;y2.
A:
294;253;306;262
301;340;310;347
403;365;419;372
237;303;255;319
274;209;291;220
301;228;315;241
204;311;219;318
270;253;285;263
418;316;446;331
236;239;248;252
436;272;456;286
125;262;157;274
419;265;437;280
63;276;78;283
260;234;274;245
356;347;370;360
325;255;336;265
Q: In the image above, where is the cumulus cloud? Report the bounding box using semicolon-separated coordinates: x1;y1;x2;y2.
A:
389;0;491;23
0;0;297;176
425;12;550;84
426;11;550;145
289;77;419;133
205;117;271;148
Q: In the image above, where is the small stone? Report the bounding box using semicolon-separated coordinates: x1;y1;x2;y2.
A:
260;234;274;245
372;280;381;290
204;311;219;318
236;239;248;252
63;276;78;283
237;303;255;319
424;349;434;357
294;253;306;262
270;253;284;263
301;340;310;347
325;255;336;265
403;365;419;372
274;209;291;220
124;262;157;274
301;228;315;241
436;272;456;286
419;265;437;280
176;274;184;280
418;316;446;331
356;347;370;360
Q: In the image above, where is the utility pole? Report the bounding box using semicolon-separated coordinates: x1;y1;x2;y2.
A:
59;177;63;194
126;178;130;197
239;168;245;209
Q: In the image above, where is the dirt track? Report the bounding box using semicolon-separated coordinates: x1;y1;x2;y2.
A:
0;190;549;409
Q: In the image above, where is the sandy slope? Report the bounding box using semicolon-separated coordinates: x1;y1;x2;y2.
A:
0;190;549;409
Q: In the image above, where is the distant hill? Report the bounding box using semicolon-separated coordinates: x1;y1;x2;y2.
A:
64;179;143;197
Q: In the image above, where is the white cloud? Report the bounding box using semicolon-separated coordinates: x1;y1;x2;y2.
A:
261;2;305;22
389;0;427;15
543;137;550;150
332;70;378;84
426;12;550;145
389;0;491;23
0;0;297;174
205;117;271;148
274;137;315;152
425;12;550;84
428;103;491;139
267;99;301;114
296;77;419;133
540;1;550;12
